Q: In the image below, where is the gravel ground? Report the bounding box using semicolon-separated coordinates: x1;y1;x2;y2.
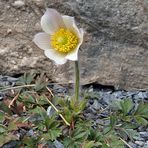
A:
83;87;148;148
0;75;148;148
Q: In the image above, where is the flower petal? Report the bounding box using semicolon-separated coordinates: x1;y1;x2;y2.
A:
33;32;51;50
44;49;67;65
62;15;81;39
66;28;84;61
41;8;65;34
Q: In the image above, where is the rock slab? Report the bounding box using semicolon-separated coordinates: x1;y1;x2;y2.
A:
0;0;148;90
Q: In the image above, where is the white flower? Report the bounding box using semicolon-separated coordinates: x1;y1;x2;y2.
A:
33;8;83;65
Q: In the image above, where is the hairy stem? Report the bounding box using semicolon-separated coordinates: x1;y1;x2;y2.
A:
74;60;80;101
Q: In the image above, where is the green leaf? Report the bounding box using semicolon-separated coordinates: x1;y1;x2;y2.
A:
63;137;80;148
19;93;36;107
70;98;87;115
73;130;88;141
37;96;49;105
34;81;46;92
104;132;125;148
0;133;18;147
0;125;7;133
125;129;139;140
83;91;100;100
110;99;122;111
57;98;67;107
23;136;38;148
42;128;62;141
135;116;148;126
0;102;12;115
81;141;96;148
0;112;5;123
120;98;133;115
63;107;73;123
103;116;117;134
30;106;47;118
102;144;110;148
88;128;102;142
110;115;117;128
7;121;18;132
134;102;148;118
17;73;35;85
103;126;112;134
118;128;139;141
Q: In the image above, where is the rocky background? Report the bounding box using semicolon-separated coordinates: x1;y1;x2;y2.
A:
0;0;148;90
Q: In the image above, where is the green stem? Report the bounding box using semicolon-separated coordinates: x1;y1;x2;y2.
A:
74;60;80;101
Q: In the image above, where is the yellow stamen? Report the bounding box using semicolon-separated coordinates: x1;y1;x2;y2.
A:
51;28;78;53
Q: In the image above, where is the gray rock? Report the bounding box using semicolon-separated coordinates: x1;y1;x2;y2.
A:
47;106;55;117
0;75;18;87
92;100;102;110
126;91;137;97
112;91;127;99
135;141;144;147
140;92;148;99
133;136;145;141
128;142;138;148
54;140;64;148
143;141;148;148
2;141;18;148
53;84;67;94
27;129;34;137
136;92;147;99
139;132;148;140
12;0;25;7
0;93;5;100
0;0;148;90
88;99;94;105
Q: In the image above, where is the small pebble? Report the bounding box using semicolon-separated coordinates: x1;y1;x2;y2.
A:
139;132;148;140
53;84;67;94
89;99;94;105
27;129;34;137
128;142;138;148
0;93;5;100
13;0;25;7
2;141;17;148
92;100;101;110
54;140;64;148
47;106;55;117
143;141;148;148
33;0;45;7
135;141;144;147
133;136;144;141
7;28;12;34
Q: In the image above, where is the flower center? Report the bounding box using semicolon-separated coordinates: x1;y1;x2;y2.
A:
51;28;78;53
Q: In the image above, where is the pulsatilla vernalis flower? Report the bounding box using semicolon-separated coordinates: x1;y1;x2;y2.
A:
33;8;83;64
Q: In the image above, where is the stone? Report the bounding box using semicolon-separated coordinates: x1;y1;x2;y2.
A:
2;141;18;148
0;0;148;90
0;93;5;100
0;75;17;87
89;99;94;105
135;141;144;147
143;141;148;148
54;140;64;148
27;129;34;137
139;132;148;140
128;142;138;148
12;0;25;7
47;106;55;117
92;100;102;110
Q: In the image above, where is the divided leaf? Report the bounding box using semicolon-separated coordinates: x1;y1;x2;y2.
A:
120;99;133;115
